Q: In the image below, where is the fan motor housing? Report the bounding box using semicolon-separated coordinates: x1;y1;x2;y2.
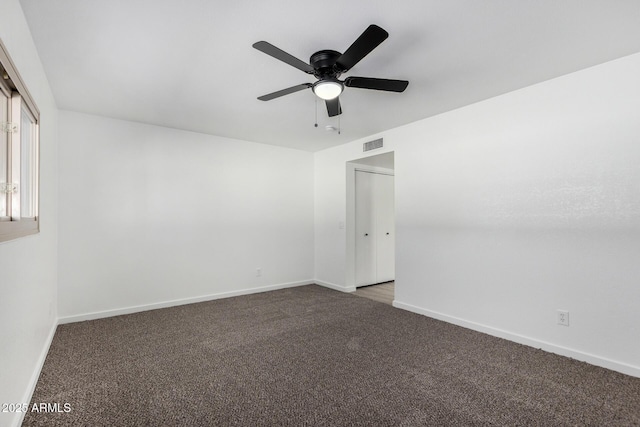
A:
310;50;342;78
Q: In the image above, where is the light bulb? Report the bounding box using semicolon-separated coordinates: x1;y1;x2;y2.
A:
313;80;343;100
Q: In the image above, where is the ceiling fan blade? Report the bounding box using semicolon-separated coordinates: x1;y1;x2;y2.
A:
335;25;389;72
326;97;342;117
344;76;409;92
253;41;314;74
258;83;312;101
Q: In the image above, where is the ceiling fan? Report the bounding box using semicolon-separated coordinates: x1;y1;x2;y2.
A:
253;24;409;117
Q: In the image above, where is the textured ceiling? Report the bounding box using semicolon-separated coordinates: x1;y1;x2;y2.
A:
19;0;640;151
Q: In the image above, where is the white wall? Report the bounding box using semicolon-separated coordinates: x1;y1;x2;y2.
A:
314;53;640;376
58;111;314;320
0;1;59;426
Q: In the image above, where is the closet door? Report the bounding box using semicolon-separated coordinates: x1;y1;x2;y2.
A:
355;170;395;287
374;173;395;283
355;171;376;287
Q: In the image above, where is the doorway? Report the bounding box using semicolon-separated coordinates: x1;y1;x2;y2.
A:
354;170;395;286
346;152;395;301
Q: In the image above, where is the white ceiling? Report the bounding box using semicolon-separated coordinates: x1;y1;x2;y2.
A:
19;0;640;152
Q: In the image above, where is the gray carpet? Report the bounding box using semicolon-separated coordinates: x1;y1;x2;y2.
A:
24;285;640;426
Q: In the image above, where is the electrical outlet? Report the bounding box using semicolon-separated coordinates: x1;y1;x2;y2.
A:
256;268;262;277
557;310;569;326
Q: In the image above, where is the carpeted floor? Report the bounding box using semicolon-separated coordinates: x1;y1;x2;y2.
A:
24;285;640;426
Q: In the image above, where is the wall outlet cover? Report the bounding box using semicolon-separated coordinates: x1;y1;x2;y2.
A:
557;310;570;326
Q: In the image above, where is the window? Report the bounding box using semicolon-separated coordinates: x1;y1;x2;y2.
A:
0;38;40;242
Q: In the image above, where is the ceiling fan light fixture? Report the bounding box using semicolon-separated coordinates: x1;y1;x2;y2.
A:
313;79;343;100
254;25;408;118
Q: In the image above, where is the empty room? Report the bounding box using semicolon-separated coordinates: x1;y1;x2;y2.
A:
1;0;640;425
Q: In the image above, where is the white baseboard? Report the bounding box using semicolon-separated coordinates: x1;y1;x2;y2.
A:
13;318;58;427
393;300;640;379
314;280;356;293
58;280;314;324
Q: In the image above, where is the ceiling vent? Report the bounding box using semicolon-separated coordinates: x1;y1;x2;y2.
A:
363;138;383;152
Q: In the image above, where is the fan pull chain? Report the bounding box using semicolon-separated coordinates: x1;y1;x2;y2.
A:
338;113;341;135
314;97;318;128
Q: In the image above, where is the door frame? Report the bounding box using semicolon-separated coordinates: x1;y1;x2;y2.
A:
345;157;395;291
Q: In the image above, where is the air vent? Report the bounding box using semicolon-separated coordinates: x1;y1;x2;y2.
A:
363;138;383;152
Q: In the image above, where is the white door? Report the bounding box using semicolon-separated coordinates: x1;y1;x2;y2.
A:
375;173;395;282
355;171;377;287
355;170;395;287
